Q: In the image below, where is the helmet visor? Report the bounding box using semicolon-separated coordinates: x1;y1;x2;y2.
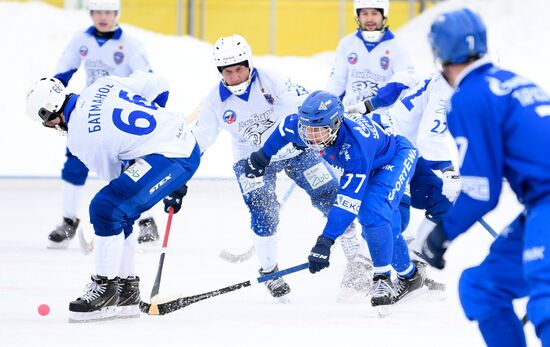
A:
38;107;59;123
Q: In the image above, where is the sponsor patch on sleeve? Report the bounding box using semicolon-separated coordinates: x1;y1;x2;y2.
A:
334;194;361;215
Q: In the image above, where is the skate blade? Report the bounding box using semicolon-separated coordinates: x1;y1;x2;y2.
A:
375;305;392;318
68;306;118;323
47;239;70;249
393;286;429;307
118;305;141;319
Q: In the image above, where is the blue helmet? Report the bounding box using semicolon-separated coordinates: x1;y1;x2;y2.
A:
429;8;487;65
298;90;344;150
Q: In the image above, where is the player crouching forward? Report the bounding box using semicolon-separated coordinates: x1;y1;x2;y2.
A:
245;91;425;314
25;72;200;322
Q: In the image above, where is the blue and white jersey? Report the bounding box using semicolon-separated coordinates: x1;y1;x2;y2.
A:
443;58;550;239
192;68;309;162
384;72;455;169
55;26;152;87
326;29;416;109
64;71;196;181
262;113;397;239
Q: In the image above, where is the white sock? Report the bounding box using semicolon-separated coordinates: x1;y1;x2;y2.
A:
95;233;125;279
62;182;85;220
253;234;278;272
118;232;137;278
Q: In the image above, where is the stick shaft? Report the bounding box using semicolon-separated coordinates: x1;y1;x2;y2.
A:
150;207;175;298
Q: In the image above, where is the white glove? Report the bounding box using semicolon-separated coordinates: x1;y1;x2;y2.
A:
345;98;376;115
441;169;461;202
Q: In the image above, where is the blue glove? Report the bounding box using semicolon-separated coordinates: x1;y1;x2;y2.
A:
244;149;271;178
308;235;334;274
421;223;449;269
163;184;188;214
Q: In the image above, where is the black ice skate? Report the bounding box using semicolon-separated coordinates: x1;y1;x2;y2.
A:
259;265;291;300
393;267;425;304
48;217;80;249
412;260;446;292
370;274;395;317
118;276;141;319
68;275;119;323
137;217;159;244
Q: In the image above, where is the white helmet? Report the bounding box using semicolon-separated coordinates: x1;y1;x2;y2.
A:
87;0;120;11
354;0;389;18
213;34;254;95
25;77;67;124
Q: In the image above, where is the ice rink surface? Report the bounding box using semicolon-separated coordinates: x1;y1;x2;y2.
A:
0;178;539;347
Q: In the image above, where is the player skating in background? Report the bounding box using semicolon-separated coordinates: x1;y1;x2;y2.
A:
191;35;359;300
245;91;426;315
420;8;550;346
25;72;199;322
49;0;159;249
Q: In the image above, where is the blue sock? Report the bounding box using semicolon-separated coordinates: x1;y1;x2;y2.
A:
478;310;526;347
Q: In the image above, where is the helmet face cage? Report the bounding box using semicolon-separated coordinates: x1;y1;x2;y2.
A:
298;117;342;150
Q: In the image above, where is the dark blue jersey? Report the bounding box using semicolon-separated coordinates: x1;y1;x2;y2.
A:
443;59;550;239
263;113;396;239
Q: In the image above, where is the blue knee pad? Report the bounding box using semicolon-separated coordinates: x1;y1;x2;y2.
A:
61;148;89;185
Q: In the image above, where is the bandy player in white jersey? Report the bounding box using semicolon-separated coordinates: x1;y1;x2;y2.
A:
192;35;359;300
326;0;416;114
25;71;200;322
374;73;461;281
49;0;157;250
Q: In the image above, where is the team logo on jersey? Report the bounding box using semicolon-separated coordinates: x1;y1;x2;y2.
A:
380;56;390;70
347;53;358;65
79;45;88;57
223;110;237;124
239;109;275;146
114;51;124;65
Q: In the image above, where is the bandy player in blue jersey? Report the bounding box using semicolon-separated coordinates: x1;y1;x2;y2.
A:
420;8;550;347
49;0;157;249
25;72;199;322
244;90;426;314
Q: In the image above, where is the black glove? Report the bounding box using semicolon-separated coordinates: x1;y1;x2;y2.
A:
163;184;188;214
244;149;271;178
421;223;449;269
308;235;335;274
